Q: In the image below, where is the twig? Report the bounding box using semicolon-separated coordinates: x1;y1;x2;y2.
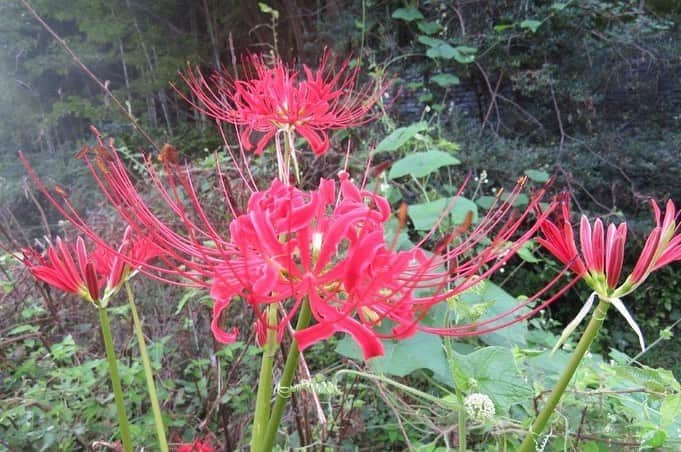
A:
22;180;51;238
18;0;160;151
476;63;502;137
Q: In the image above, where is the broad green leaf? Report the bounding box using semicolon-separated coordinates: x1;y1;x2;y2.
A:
524;169;551;183
389;150;460;179
417;35;446;47
417;20;443;35
525;349;573;385
451;346;532;413
551;2;568;11
431;73;460;87
613;365;681;392
420;39;476;63
520;19;542;33
426;43;458;60
392;7;424;22
641;429;667;448
409;196;478;231
458;281;529;346
660;394;681;427
375;122;428;153
336;331;453;385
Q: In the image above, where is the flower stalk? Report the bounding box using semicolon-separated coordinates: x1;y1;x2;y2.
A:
262;299;313;451
518;297;610;452
251;304;279;451
98;306;133;452
125;281;168;452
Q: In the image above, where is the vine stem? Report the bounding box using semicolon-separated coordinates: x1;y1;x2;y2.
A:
261;299;313;452
98;306;133;452
334;370;457;409
518;297;611;451
125;281;168;452
251;304;279;451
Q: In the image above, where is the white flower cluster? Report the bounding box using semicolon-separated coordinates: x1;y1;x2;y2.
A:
464;393;495;422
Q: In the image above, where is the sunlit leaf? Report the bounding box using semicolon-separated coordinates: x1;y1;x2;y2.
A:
417;20;443;35
375;122;428;153
431;73;460;87
409;196;478;231
392;7;424;22
389;150;460;179
520;19;542;33
524;169;551;183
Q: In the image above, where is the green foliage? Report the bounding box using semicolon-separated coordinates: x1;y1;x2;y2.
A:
374;121;429;153
388;150;460;179
337;332;452;385
408;196;477;231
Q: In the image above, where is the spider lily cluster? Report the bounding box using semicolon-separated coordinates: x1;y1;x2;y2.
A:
18;53;578;359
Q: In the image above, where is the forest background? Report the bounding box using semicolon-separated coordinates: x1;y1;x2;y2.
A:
1;0;680;450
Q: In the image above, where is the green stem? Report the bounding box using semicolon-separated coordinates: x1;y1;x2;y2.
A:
261;299;313;452
251;304;279;451
98;306;133;452
518;297;611;452
125;281;168;452
334;369;457;409
457;388;466;451
444;320;467;452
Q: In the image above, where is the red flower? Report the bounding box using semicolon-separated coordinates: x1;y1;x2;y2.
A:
183;51;386;156
537;198;681;350
22;236;102;303
211;172;570;359
20;228;160;307
538;198;681;298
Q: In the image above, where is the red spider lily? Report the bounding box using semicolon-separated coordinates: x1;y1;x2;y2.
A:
20;230;159;306
182;51;386;156
211;172;573;359
22;138;572;359
537;198;681;350
22;236;102;303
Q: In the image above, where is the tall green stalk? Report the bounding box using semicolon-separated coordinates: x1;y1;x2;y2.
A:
444;319;467;452
251;304;279;451
261;299;313;451
518;298;611;451
124;281;168;452
98;306;133;452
